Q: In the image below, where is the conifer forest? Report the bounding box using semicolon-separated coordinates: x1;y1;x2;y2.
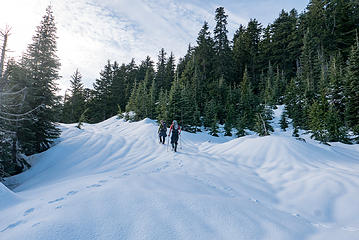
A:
1;1;359;178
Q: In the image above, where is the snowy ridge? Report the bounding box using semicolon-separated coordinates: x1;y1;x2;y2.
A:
0;183;22;211
1;110;359;239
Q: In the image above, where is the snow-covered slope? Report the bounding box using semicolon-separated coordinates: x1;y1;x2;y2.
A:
1;109;359;240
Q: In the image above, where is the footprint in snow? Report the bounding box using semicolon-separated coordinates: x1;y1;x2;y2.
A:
342;226;359;232
66;190;78;196
23;208;35;216
98;180;108;183
113;173;130;179
48;197;64;204
0;220;25;232
86;184;102;188
55;206;63;209
32;222;41;228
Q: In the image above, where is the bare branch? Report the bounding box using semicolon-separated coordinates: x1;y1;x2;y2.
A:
0;26;11;82
0;87;27;97
0;104;43;117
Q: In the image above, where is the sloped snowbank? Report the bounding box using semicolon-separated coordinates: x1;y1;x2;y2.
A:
0;183;21;211
1;113;359;240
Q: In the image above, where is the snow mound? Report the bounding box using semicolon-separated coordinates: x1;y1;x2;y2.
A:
1;115;359;240
0;183;21;211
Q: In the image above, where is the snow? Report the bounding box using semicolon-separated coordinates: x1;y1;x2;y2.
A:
0;183;22;211
1;107;359;240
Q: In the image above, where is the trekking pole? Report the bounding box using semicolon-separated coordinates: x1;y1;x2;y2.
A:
180;133;182;149
167;134;170;152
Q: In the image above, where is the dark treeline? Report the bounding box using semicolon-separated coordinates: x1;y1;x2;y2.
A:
1;1;359;178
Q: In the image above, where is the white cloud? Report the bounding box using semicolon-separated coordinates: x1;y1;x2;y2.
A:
1;0;308;95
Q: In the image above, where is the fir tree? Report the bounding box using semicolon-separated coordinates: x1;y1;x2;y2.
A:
345;44;359;136
204;99;219;136
168;79;182;122
62;69;85;123
235;114;247;137
239;67;255;129
224;103;235;136
264;62;275;105
91;60;113;122
213;7;234;84
327;56;345;120
156;89;169;123
17;6;61;154
180;84;196;132
165;52;176;91
308;100;327;142
194;21;215;105
204;99;217;129
280;110;289;131
111;61;126;112
155;48;167;91
326;106;348;143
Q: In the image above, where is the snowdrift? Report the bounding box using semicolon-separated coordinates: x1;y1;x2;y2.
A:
0;183;21;211
1;113;359;240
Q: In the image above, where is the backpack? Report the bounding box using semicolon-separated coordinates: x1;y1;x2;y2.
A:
172;126;179;138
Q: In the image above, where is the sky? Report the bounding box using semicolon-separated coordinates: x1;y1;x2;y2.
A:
0;0;309;95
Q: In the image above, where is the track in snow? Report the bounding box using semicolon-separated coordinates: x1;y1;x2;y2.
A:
1;112;359;240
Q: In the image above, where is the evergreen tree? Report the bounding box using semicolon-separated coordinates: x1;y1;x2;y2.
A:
213;7;234;84
292;126;300;137
233;25;249;84
156;89;168;123
280;110;289;131
192;104;202;132
204;99;219;136
17;6;61;154
304;0;328;51
326;106;348;143
223;84;235;136
203;99;217;128
125;80;138;118
124;59;138;104
62;69;85;123
148;78;157;119
270;9;300;77
235;115;247;137
0;61;32;177
167;79;182;122
165;52;176;91
239;68;255;129
180;84;196;132
224;103;235;136
284;78;301;126
90;60;113;122
328;55;345;119
309;100;328;142
264;62;275;105
111;61;126;112
194;21;215;111
326;0;358;58
345;44;359;139
155;48;167;91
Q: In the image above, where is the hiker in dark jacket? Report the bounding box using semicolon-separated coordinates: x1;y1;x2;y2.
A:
158;120;167;144
169;120;181;152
